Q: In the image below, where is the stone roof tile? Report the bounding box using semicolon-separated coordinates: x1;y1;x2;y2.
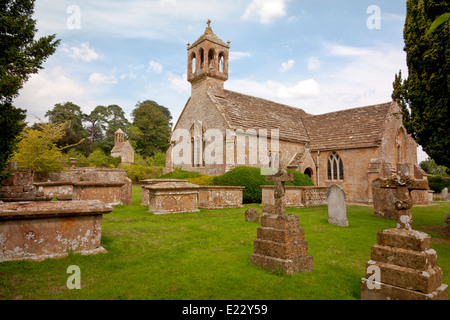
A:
210;89;310;143
303;102;393;150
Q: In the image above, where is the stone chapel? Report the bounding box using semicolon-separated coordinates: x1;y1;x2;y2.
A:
111;128;135;164
164;22;427;204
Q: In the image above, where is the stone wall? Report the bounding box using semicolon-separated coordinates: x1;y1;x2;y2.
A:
261;186;328;207
35;168;132;205
0;170;50;201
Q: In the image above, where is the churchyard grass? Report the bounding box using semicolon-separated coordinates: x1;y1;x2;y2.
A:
0;186;448;300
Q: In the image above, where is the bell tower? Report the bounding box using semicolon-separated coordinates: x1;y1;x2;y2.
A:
187;20;230;95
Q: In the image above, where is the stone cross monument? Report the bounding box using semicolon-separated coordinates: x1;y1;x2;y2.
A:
265;169;294;216
373;162;428;229
249;169;313;275
361;163;448;300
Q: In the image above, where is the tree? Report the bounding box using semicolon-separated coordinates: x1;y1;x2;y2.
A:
426;12;450;36
45;102;88;153
0;102;26;182
0;0;60;183
99;104;131;154
85;105;108;154
12;122;70;183
392;0;449;168
136;100;173;127
420;157;449;176
129;101;171;158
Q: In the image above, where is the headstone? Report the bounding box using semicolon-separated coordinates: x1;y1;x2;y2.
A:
445;214;450;229
245;208;260;222
261;204;275;215
441;188;448;201
249;169;313;275
327;184;348;227
361;163;448;300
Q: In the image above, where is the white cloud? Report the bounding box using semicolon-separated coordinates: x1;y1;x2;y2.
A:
61;42;100;62
304;42;407;114
307;57;321;71
168;73;189;93
241;0;287;24
13;66;86;122
148;60;164;74
229;51;252;61
89;73;118;85
280;59;295;72
227;78;320;102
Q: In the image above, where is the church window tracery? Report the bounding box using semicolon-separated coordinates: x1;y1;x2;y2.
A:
328;152;344;180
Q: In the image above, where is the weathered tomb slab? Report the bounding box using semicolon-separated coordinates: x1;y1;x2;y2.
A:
198;186;244;209
144;181;199;215
0;200;113;262
72;181;125;206
140;179;188;206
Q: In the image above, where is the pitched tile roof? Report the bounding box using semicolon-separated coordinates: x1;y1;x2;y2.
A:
209;89;310;143
303;102;393;150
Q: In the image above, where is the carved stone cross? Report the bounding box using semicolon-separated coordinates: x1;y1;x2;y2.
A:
378;162;429;230
265;169;294;216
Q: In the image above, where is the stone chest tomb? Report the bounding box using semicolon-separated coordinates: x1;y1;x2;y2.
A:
0;200;113;262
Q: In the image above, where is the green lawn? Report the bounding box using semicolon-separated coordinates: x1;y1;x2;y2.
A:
0;186;448;300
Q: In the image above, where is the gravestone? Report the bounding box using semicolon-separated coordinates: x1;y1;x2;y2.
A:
327;184;348;227
249;169;313;275
245;208;260;222
445;214;450;229
361;163;448;300
441;188;449;201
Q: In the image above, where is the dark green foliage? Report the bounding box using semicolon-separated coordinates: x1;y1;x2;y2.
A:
0;102;26;182
393;0;450;167
213;166;314;204
98;104;131;155
129;101;172;158
427;176;450;193
0;0;60;102
420;157;449;176
159;168;203;180
0;0;59;184
285;169;315;187
45;102;89;154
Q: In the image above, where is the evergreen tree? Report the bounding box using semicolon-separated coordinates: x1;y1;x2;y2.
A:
0;0;60;182
129;101;171;158
393;0;449;167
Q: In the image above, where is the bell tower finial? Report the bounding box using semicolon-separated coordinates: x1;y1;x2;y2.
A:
187;21;230;94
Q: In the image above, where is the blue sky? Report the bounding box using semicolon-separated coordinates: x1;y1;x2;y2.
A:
13;0;427;160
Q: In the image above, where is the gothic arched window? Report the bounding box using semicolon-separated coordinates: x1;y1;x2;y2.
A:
218;52;225;72
208;49;215;69
327;152;344;180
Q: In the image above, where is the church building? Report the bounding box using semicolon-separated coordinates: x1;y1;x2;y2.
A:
164;22;425;204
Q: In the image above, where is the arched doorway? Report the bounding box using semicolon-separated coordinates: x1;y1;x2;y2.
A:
304;168;313;179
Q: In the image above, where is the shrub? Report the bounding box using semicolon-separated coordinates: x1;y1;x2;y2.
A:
213;166;314;204
159;168;203;180
121;164;163;183
428;176;450;193
285;169;315;187
187;175;215;186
